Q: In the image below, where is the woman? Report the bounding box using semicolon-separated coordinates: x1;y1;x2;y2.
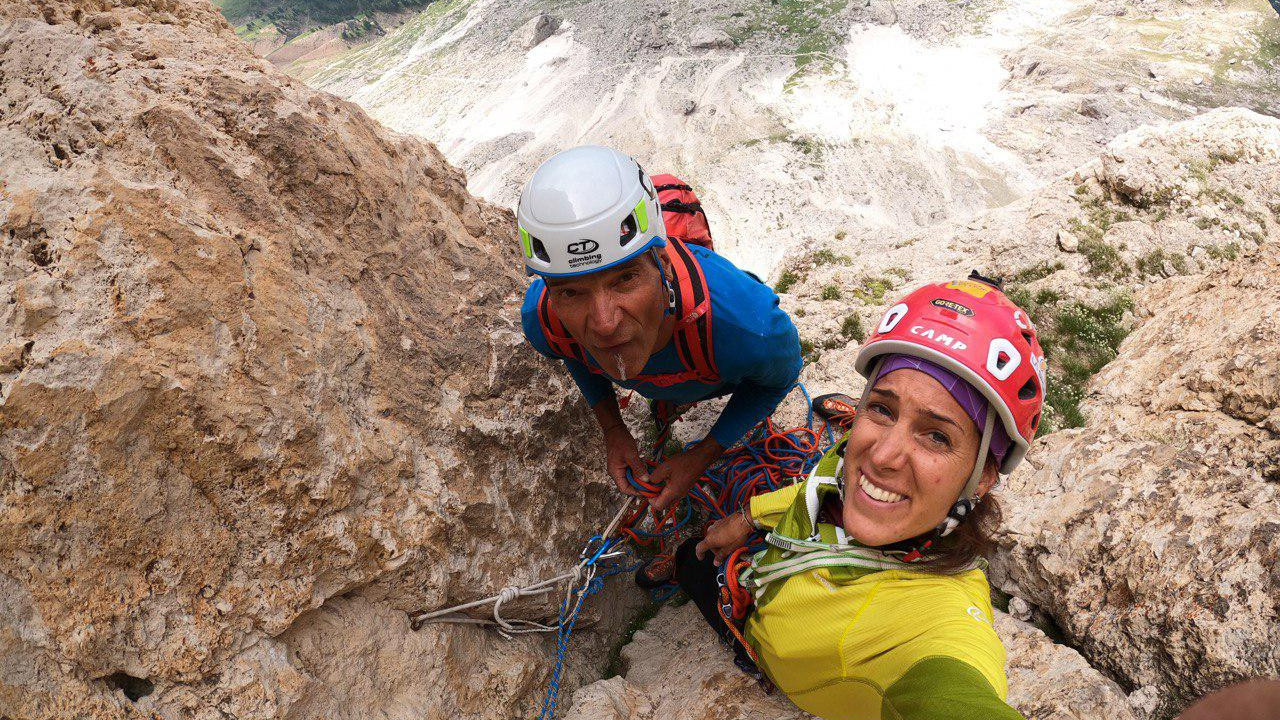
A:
676;274;1046;720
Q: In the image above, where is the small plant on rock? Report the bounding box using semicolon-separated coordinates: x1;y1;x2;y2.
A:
775;270;800;294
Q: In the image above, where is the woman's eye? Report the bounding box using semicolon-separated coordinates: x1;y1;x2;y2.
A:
868;402;892;418
928;431;952;447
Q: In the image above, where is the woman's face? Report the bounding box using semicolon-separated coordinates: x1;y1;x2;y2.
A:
841;368;997;547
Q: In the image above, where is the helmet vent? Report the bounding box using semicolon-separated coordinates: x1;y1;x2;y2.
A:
619;215;638;246
531;236;550;263
1021;330;1035;346
1018;377;1038;400
1031;412;1041;432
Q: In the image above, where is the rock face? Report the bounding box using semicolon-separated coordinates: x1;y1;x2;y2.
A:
515;13;561;50
0;1;619;717
998;613;1136;720
992;245;1280;716
564;605;1136;720
730;108;1280;719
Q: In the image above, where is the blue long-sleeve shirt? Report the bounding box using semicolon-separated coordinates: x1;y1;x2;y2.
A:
521;244;803;448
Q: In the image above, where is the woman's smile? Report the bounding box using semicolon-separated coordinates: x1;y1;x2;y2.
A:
852;468;909;507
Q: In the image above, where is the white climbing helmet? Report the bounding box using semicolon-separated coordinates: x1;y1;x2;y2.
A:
516;145;668;277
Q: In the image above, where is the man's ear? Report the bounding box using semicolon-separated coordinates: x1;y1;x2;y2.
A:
975;457;999;499
654;248;672;275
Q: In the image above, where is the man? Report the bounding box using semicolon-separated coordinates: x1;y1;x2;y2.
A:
517;145;802;512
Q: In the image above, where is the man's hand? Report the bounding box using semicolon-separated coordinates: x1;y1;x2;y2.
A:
603;423;647;496
696;510;755;565
649;437;724;512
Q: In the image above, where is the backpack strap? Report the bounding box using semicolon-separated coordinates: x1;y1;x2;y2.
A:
660;199;704;215
665;239;719;383
536;285;590;366
533;241;720;387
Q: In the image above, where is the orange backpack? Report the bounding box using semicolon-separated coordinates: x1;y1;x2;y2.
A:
652;174;714;252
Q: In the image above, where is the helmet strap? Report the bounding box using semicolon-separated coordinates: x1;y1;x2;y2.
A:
651;247;676;316
854;358;884;413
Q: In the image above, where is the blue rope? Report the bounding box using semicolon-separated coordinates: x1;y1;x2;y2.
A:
535;542;640;720
534;383;848;718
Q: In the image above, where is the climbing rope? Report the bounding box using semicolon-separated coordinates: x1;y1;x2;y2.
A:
618;384;851;587
409;384;856;719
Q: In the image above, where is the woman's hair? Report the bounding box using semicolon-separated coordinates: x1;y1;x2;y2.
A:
913;456;1003;574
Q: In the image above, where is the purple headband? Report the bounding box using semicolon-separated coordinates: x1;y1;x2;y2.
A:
873;354;1011;467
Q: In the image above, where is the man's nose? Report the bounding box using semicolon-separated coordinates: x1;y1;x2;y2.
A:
585;291;622;337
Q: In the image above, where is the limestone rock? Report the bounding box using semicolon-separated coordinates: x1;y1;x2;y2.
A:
688;26;734;50
991;248;1280;716
1056;229;1079;253
0;1;616;717
1099;107;1280;207
1008;595;1034;622
515;14;561;50
563;604;811;720
564;604;1135;720
998;612;1136;720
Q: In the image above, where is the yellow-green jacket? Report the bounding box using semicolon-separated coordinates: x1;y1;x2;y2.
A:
743;441;1023;720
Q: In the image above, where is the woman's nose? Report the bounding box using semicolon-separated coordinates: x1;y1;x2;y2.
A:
866;424;908;471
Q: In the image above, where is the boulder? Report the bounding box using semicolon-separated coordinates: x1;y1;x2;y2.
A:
515;13;561;50
992;248;1280;715
564;604;1136;720
0;1;616;717
688;26;735;50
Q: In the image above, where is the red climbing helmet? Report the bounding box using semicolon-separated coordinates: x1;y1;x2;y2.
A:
853;272;1047;474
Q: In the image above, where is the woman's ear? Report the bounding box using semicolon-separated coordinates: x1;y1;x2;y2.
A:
975;457;999;500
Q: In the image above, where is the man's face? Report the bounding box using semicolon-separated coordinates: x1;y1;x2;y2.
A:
544;255;667;380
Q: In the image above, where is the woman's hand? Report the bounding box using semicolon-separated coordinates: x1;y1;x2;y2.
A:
603;423;647;496
695;509;756;565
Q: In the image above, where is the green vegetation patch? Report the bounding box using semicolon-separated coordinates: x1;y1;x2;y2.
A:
851;276;895;304
810;249;852;266
1135;248;1189;278
775;270;801;294
1006;261;1064;286
821;284;842;301
800;336;819;363
1205;242;1240;261
838;313;865;343
730;0;851;85
818;312;867;354
1008;288;1134;431
217;0;440;39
